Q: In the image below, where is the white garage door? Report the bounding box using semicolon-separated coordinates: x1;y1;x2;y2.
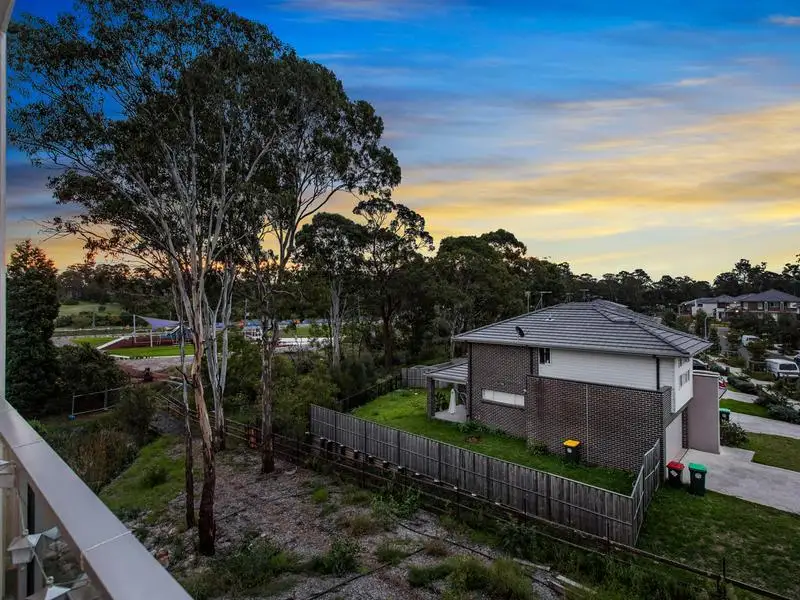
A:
665;415;684;462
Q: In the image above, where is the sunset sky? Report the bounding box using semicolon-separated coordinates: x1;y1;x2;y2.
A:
7;0;800;279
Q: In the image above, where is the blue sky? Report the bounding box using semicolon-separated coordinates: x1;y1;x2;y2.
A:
8;0;800;278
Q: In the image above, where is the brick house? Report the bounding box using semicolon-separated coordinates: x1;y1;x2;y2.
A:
426;300;719;472
728;289;800;318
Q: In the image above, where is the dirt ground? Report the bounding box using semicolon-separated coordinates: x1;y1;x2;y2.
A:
128;436;565;600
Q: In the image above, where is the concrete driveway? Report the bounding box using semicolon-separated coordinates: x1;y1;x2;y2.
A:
681;447;800;514
731;413;800;440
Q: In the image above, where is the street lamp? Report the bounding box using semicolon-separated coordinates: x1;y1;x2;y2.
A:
704;313;711;340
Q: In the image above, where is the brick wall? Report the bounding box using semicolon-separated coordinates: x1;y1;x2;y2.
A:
468;343;535;438
526;375;672;471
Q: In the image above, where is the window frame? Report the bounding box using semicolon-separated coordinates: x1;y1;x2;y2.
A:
538;347;551;364
481;389;525;408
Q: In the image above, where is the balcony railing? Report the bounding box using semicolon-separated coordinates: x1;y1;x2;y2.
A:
0;399;191;599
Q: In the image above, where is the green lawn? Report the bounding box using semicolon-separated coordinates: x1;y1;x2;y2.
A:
639;487;800;598
59;301;124;317
352;389;635;494
719;398;770;418
744;433;800;473
100;435;187;522
109;344;195;358
73;335;117;347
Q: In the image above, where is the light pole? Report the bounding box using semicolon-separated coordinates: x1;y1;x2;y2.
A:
704;313;710;340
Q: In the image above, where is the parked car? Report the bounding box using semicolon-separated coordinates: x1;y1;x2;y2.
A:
792;353;800;369
693;358;708;370
741;334;760;347
765;358;800;379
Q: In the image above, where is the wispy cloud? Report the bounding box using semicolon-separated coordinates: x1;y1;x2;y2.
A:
277;0;454;21
767;15;800;26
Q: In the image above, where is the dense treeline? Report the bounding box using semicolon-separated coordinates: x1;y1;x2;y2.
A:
56;241;800;363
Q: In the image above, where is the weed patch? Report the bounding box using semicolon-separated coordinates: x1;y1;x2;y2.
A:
374;539;418;565
309;537;360;576
337;513;382;537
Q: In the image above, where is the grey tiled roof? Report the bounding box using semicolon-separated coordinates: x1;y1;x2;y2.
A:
681;294;736;305
454;300;711;357
427;362;468;384
734;289;800;302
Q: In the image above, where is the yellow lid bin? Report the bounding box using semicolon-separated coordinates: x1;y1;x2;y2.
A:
563;439;581;463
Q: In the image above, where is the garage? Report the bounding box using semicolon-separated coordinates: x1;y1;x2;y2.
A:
665;413;685;462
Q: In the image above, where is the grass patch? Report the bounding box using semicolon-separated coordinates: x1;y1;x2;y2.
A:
744;433;800;472
719;398;770;418
337;513;382;537
353;389;634;494
180;535;304;600
308;537;361;576
342;486;373;506
407;556;534;600
639;486;800;598
311;486;330;504
59;301;124;317
423;538;450;557
109;344;195;358
100;436;185;521
374;539;418;565
72;335;116;347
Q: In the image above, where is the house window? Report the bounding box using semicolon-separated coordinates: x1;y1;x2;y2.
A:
679;372;691;387
757;302;764;310
482;390;524;407
539;348;551;364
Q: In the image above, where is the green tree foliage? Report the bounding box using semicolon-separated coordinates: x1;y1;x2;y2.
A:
727;329;741;355
6;241;59;416
748;339;767;366
694;309;708;338
56;344;129;410
709;328;720;354
354;198;433;368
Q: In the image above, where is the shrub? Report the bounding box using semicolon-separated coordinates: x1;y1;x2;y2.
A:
114;387;156;446
311;537;360;576
311;486;329;504
720;421;748;448
338;513;381;536
767;404;800;424
526;439;549;456
408;562;454;587
423;538;450;557
342;486;372;506
374;539;416;565
140;464;168;488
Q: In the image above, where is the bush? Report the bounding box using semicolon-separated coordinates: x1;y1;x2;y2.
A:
767;404;800;424
310;537;360;576
720;421;748;448
526;439;549;456
338;513;381;536
727;376;757;395
311;486;329;504
423;538;449;557
374;539;416;565
140;464;168;488
114;387;156;446
408;561;454;587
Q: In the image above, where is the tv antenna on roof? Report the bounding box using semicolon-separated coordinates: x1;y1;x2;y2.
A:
534;291;552;311
581;288;590;302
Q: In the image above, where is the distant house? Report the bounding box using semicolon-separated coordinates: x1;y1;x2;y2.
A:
728;289;800;318
426;300;719;472
679;295;737;319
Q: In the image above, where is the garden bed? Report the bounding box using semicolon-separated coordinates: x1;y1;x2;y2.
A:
352;389;634;494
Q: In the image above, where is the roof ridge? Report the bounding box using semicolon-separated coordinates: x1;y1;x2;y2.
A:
453;303;553;339
633;320;692;355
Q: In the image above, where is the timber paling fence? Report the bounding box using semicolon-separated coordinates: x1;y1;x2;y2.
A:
310;404;660;546
159;397;790;600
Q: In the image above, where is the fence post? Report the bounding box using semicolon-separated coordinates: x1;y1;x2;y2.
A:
437;443;442;482
104;389;109;411
71;394;76;417
396;428;401;466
